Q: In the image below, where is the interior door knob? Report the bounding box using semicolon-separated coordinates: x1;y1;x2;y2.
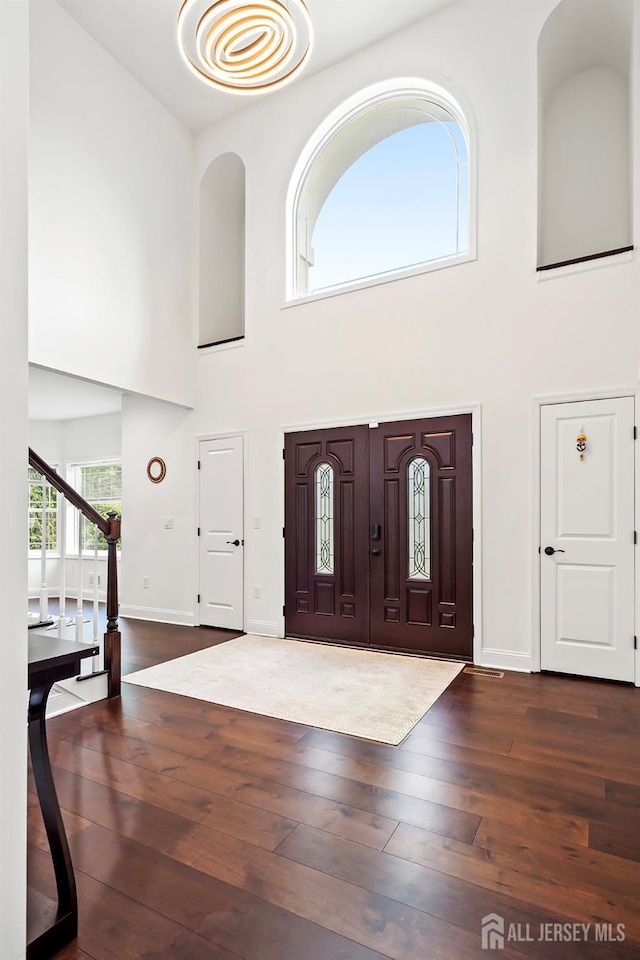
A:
227;539;241;547
544;546;565;555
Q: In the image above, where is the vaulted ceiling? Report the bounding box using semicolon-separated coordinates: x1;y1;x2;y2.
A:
54;0;455;131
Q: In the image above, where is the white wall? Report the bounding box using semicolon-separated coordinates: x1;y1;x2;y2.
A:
29;0;196;407
150;0;640;670
0;0;28;954
120;394;196;625
63;412;121;464
29;418;64;463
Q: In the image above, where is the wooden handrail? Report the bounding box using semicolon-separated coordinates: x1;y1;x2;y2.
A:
29;448;110;533
29;447;122;699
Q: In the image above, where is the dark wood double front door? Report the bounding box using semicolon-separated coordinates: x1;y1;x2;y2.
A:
284;415;473;658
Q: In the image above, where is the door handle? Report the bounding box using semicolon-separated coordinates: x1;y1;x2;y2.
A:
226;539;241;547
544;546;565;556
371;549;381;556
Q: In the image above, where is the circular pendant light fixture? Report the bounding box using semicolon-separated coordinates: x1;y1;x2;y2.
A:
177;0;313;95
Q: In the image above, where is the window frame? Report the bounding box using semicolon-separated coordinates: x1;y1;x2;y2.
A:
28;467;60;557
285;77;477;305
65;459;122;557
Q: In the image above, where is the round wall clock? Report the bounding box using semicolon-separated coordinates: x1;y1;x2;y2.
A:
147;457;166;484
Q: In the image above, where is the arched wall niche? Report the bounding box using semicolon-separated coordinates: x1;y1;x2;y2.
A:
538;0;633;268
199;152;246;347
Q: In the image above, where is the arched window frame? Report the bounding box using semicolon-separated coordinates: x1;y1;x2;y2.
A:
285;77;477;303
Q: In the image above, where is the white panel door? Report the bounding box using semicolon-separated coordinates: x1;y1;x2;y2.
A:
540;398;635;681
199;436;244;630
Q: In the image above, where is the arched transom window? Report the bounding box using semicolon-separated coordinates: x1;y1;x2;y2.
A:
287;79;473;300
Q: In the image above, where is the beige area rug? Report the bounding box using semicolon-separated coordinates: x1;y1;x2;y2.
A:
123;635;464;745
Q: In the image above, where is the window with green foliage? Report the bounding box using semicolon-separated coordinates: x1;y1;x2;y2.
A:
28;467;58;552
69;462;122;552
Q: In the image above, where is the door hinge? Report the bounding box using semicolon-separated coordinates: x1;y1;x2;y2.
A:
197;460;201;469
635;531;637;545
197;527;200;537
634;426;637;440
283;527;285;538
282;449;286;460
635;636;637;650
283;605;286;616
472;528;474;542
197;594;200;604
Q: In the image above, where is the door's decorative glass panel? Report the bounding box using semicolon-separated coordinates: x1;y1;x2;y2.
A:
315;462;334;574
408;457;430;579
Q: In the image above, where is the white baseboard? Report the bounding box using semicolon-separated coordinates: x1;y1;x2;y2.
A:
479;647;532;673
120;604;195;627
246;619;281;638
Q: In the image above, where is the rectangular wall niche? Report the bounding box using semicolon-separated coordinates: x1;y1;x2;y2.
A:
537;0;633;270
199;152;246;347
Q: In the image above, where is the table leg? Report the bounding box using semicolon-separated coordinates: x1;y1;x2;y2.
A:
28;683;78;945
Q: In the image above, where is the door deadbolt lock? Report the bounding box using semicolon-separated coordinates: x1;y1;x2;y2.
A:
371;549;381;556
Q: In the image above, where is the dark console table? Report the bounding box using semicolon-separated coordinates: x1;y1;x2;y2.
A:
27;634;99;960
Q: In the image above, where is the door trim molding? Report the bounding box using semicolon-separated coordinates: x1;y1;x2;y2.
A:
278;403;483;666
195;431;247;631
530;387;638;685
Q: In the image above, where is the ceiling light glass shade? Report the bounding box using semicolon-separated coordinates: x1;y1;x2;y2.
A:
177;0;313;95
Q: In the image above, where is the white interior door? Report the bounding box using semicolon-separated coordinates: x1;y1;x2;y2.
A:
199;436;244;630
540;397;635;681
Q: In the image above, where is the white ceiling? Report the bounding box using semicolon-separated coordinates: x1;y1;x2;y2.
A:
55;0;454;132
29;366;123;421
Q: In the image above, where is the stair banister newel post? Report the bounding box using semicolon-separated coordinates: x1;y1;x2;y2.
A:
105;510;121;699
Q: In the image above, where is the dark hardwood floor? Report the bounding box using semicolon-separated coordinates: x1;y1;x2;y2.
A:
27;619;640;959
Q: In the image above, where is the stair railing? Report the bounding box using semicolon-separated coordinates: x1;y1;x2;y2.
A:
29;447;122;698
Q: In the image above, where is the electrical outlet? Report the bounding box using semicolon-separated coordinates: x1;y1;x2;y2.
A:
143;577;149;589
253;516;261;529
253;585;261;599
164;517;174;530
